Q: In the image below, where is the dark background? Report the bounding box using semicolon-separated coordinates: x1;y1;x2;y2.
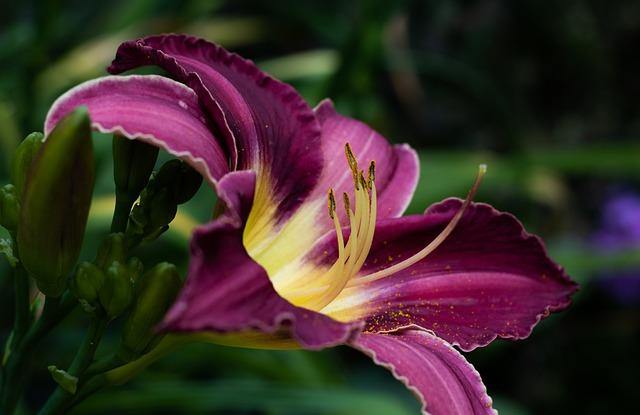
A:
1;1;639;413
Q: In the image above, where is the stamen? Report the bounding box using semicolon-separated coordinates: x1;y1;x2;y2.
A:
286;140;485;314
367;161;376;190
349;164;487;286
345;143;360;190
351;172;377;275
342;192;351;215
327;189;337;219
358;171;368;193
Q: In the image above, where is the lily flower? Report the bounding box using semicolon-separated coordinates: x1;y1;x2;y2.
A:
45;35;577;415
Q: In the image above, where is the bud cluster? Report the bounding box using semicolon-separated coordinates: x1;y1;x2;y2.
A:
1;106;192;412
72;233;142;319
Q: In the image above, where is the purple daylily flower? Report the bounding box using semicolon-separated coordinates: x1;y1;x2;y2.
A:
45;35;577;415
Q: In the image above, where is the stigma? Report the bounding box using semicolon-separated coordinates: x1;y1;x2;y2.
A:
287;143;486;313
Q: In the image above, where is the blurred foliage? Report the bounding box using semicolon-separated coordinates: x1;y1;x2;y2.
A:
1;0;639;414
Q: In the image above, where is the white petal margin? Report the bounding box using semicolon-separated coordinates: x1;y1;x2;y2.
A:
44;74;230;185
352;328;497;415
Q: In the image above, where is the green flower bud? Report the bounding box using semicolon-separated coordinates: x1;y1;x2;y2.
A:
147;188;178;230
18;108;95;297
11;132;44;196
119;263;182;360
0;184;20;231
112;135;159;202
95;233;126;270
127;257;144;282
99;261;133;319
156;159;202;205
71;262;105;305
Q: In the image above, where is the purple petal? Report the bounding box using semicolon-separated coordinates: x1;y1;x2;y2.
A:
44;75;229;183
323;198;578;351
108;34;323;220
353;329;496;415
161;170;362;349
310;99;419;229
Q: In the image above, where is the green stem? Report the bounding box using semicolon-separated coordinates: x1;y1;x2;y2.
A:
84;353;124;377
12;263;31;344
106;335;191;386
37;317;107;415
0;292;76;414
110;195;133;234
65;335;193;412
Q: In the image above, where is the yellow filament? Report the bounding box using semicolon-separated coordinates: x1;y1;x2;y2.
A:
351;180;377;273
348;164;487;286
290;146;379;311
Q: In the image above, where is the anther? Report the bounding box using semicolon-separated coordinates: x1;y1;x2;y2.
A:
367;161;376;189
342;192;351;214
358;171;368;193
327;189;336;219
344;143;360;190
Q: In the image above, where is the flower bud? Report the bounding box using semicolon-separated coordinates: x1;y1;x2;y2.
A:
11;132;44;196
147;188;178;230
71;262;105;305
0;184;20;231
99;261;133;319
156;160;203;205
125;187;175;245
118;262;182;360
94;233;126;270
18;108;95;297
112;135;159;202
127;257;144;282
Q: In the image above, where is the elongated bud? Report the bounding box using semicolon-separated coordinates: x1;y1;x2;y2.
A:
118;263;182;360
95;233;126;270
18;108;95;297
113;135;159;202
99;261;133;319
0;184;20;231
11;132;44;196
71;262;105;306
155;159;203;205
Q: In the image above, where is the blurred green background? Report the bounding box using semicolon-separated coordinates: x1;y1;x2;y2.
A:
1;0;639;413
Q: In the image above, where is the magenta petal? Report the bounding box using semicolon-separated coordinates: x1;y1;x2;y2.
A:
327;199;577;351
108;34;323;219
313;99;419;221
353;329;496;415
44;75;229;183
161;171;362;349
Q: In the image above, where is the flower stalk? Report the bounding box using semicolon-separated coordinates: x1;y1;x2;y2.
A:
37;316;108;415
